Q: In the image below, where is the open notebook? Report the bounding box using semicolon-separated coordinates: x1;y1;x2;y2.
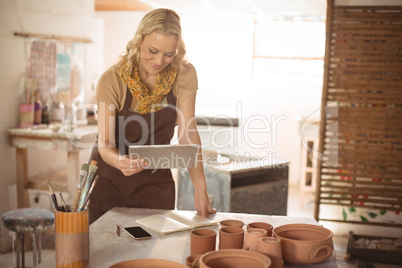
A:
136;210;218;234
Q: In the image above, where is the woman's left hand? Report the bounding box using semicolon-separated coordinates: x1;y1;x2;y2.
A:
194;192;217;218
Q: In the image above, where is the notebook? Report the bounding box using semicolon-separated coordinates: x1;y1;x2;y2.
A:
136;210;218;234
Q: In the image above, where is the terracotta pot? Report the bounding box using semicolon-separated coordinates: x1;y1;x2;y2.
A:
243;228;267;251
219;226;244;249
219;219;245;228
109;259;187;268
257;237;283;268
191;229;216;256
247;222;273;236
186;255;202;267
198;249;271;268
273;224;333;265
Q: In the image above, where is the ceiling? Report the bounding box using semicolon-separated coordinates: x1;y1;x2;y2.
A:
95;0;327;14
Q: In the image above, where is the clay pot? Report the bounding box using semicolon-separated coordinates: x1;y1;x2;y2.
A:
247;222;273;236
186;255;201;267
219;226;244;249
198;249;272;268
109;259;187;268
273;224;333;265
190;229;217;256
219;219;245;228
257;237;283;268
243;228;268;251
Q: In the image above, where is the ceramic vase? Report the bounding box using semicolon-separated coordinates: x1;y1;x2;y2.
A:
247;222;273;237
219;219;245;228
243;228;268;251
219;226;244;249
257;237;283;268
190;229;217;256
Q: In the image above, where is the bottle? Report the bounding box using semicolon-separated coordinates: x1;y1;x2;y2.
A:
33;90;42;125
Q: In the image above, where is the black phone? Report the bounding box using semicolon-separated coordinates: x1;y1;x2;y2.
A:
124;226;152;240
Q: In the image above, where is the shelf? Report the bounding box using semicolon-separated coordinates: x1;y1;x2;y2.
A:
14;31;93;43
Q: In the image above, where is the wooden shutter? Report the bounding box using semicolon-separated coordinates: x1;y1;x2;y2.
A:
314;1;402;228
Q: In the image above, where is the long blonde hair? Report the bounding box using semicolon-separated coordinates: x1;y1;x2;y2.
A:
118;8;188;73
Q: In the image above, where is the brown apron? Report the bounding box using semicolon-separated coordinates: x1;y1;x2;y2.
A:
88;87;177;224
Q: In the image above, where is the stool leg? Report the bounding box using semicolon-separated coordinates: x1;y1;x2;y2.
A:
16;232;21;268
37;232;42;264
21;232;25;268
32;231;37;267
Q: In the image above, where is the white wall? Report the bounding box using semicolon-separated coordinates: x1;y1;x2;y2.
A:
0;0;103;252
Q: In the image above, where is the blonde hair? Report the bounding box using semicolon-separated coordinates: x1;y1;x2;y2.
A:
118;8;187;73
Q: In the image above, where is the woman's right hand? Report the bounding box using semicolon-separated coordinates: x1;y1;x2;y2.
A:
118;154;148;176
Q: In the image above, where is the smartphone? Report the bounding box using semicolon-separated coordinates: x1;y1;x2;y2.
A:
124;226;152;240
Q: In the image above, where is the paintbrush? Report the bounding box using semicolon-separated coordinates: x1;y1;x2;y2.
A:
48;180;59;211
71;163;89;212
59;192;68;212
80;175;99;212
77;160;98;212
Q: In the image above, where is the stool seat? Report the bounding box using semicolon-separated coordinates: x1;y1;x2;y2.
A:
2;208;54;233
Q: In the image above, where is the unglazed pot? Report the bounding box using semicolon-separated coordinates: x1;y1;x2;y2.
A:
257;237;283;268
190;229;217;256
109;259;187;268
273;224;333;265
219;219;245;228
243;228;267;251
219;226;244;249
247;222;273;236
186;255;202;267
198;249;272;268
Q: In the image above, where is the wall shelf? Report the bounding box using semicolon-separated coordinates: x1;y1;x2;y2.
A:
14;31;93;43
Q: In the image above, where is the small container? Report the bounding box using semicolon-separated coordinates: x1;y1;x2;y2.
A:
247;222;273;237
257;237;283;268
243;228;267;251
219;219;245;228
55;209;89;268
19;103;34;128
219;226;244;250
190;229;216;256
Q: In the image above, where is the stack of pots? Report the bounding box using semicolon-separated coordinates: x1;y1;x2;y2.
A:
187;220;334;268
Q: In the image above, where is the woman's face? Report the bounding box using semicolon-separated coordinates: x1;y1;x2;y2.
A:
138;31;178;76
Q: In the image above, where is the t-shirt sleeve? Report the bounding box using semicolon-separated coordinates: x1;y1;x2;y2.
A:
95;65;124;111
173;63;198;108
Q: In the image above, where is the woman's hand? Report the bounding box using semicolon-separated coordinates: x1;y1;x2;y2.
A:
194;192;217;218
118;154;148;176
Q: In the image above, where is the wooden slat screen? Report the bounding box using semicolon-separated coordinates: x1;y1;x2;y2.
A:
315;2;402;228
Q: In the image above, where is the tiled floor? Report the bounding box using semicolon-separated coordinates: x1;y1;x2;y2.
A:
1;185;400;267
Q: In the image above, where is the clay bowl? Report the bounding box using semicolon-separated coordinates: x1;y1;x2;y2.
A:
273;224;333;265
199;249;272;268
109;259;187;268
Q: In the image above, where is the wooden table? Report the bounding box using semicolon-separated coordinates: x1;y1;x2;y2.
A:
37;207;337;267
7;125;97;208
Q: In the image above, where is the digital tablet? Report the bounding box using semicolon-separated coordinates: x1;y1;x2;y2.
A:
128;144;199;169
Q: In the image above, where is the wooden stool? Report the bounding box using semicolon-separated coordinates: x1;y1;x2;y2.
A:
2;208;54;268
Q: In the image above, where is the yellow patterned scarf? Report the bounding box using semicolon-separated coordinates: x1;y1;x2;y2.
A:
119;60;177;114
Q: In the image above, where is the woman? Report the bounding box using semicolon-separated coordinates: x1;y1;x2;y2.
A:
88;8;216;224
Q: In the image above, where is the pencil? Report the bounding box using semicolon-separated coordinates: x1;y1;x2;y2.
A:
47;180;59;211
